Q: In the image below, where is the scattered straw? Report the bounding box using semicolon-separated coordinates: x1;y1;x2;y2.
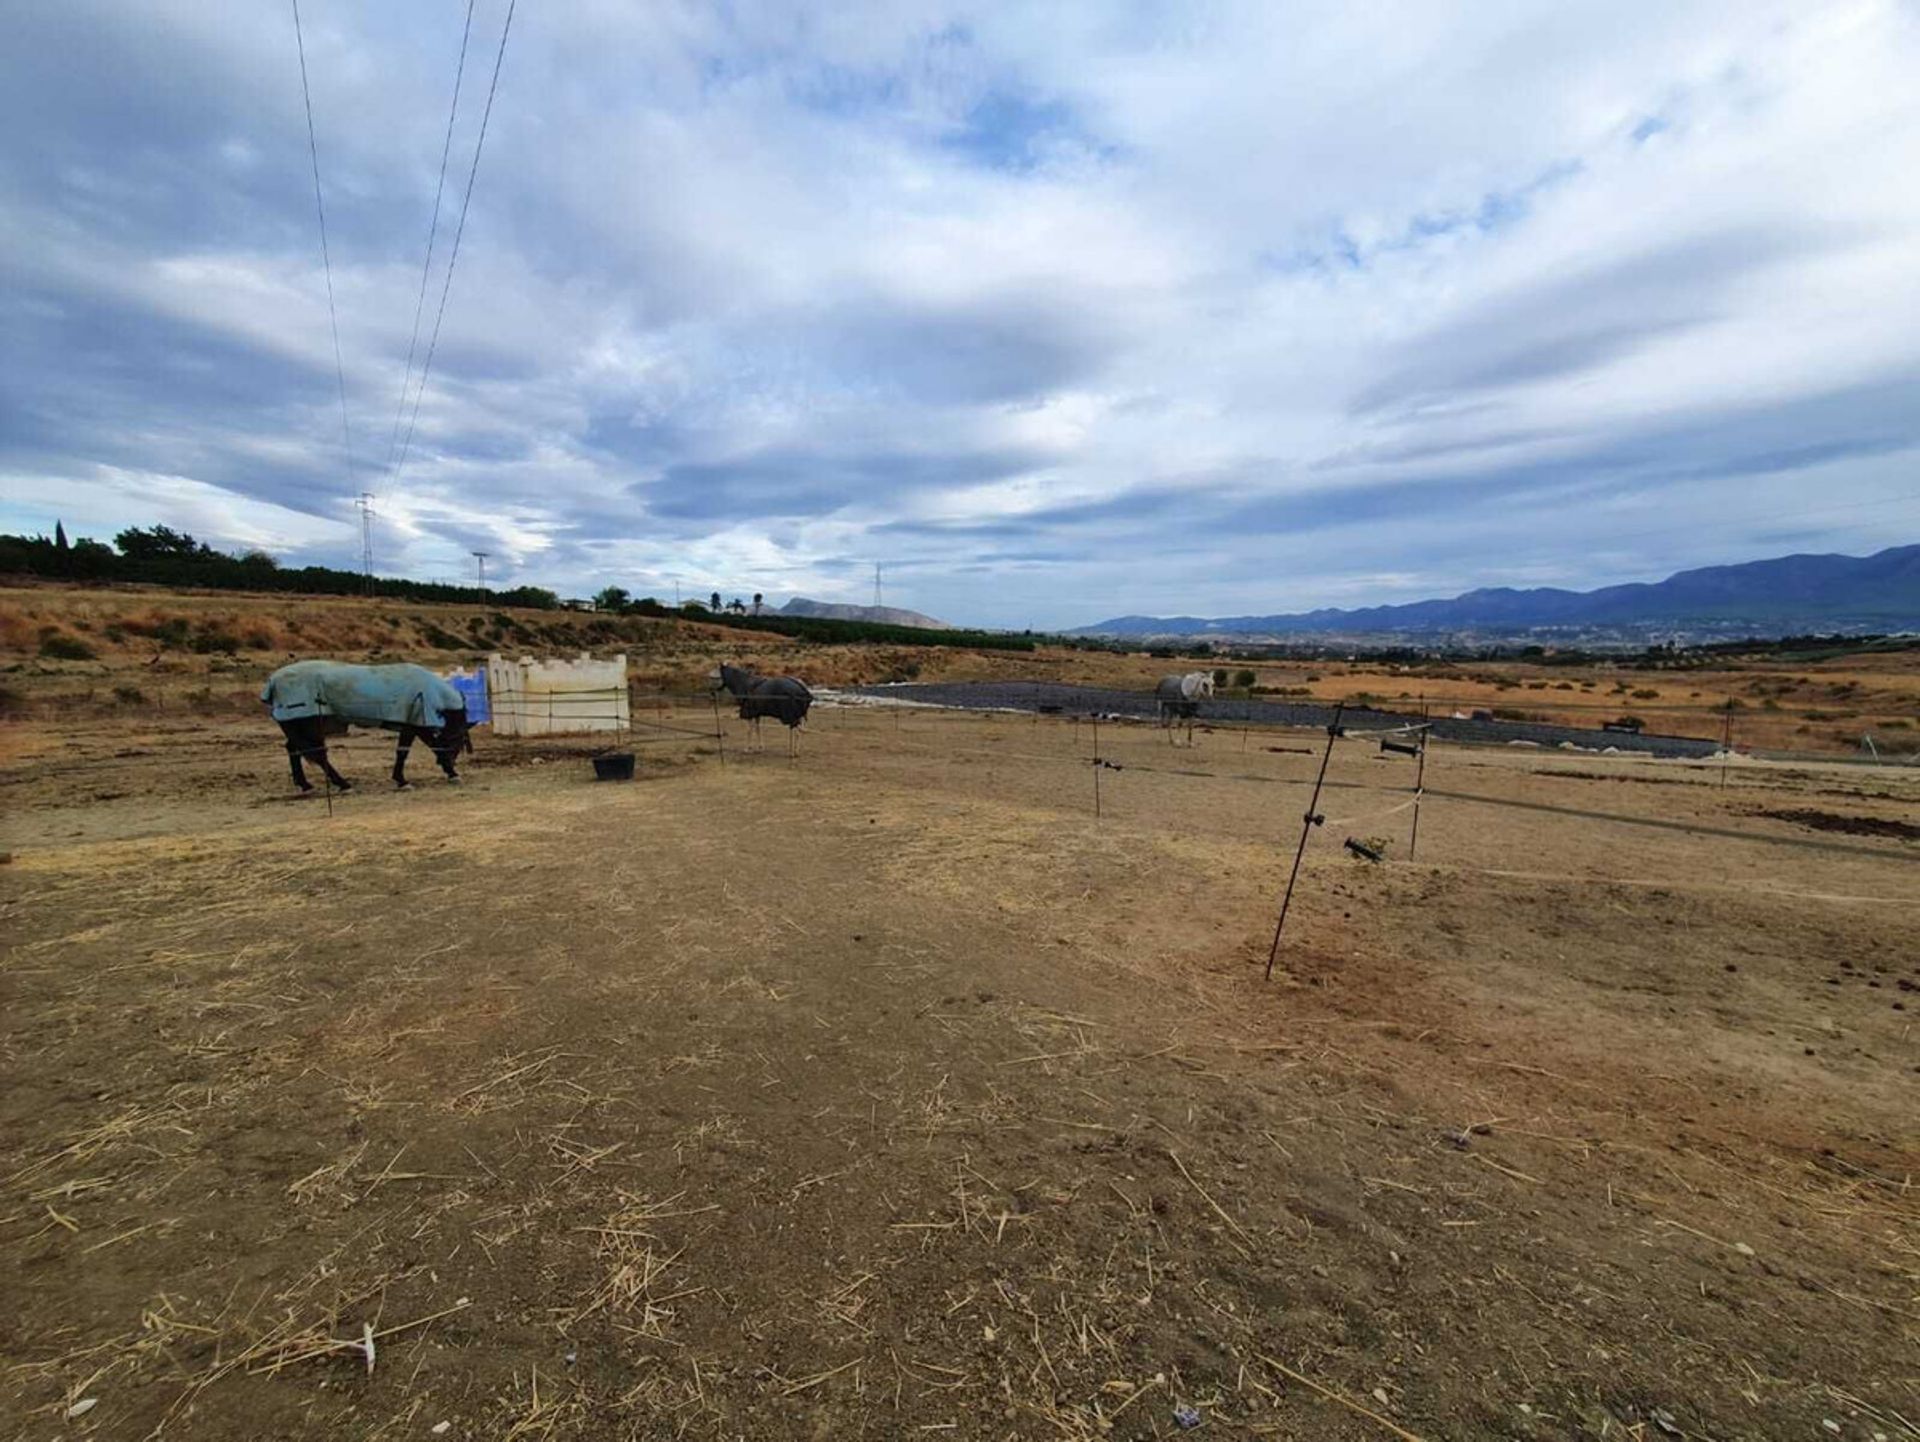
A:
1258;1354;1430;1442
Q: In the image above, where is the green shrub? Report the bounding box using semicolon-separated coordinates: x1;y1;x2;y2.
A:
190;628;240;655
113;684;146;705
1233;669;1256;689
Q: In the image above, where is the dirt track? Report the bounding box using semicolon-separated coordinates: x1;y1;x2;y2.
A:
2;706;1917;1440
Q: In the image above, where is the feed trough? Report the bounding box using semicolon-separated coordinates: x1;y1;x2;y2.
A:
591;752;636;782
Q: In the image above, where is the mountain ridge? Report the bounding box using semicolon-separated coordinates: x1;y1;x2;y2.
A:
1072;544;1920;638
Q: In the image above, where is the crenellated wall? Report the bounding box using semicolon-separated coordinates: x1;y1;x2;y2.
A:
483;652;629;736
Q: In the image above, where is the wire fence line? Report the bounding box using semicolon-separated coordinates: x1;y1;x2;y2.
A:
5;696;1913;867
809;707;1919;867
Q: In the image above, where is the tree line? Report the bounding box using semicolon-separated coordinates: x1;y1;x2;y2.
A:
584;586;1035;652
0;523;560;609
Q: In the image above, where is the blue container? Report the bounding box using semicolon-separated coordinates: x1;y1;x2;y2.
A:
446;670;489;725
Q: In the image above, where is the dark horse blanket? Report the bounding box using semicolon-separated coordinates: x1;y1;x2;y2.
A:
716;663;813;727
262;661;470;791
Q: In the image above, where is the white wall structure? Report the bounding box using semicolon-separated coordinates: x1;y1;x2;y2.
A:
485;652;629;737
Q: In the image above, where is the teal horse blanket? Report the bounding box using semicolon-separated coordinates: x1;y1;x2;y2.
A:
262;661;466;730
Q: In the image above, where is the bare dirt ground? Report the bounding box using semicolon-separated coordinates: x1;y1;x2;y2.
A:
3;697;1916;1441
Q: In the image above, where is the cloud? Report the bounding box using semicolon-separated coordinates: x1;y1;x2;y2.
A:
2;0;1917;625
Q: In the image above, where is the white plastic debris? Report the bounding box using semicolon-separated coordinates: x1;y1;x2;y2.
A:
361;1321;377;1375
66;1397;99;1419
431;1424;452;1436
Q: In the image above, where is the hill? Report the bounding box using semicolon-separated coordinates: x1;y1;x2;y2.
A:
1075;544;1920;638
780;597;953;629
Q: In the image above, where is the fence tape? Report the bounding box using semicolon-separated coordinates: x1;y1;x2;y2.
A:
1320;793;1422;829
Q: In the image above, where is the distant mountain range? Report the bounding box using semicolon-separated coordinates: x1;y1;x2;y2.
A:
1073;544;1920;639
780;596;953;630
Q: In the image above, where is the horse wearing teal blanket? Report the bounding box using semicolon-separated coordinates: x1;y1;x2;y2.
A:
262;661;472;792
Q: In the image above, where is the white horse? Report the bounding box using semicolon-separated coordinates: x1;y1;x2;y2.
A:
1154;672;1213;743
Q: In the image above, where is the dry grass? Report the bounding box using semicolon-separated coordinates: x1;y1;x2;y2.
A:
2;700;1916;1438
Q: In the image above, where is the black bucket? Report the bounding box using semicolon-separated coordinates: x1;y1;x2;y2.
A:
592;752;636;781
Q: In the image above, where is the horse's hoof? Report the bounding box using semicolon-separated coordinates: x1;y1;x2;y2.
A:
445;776;462;785
393;781;412;792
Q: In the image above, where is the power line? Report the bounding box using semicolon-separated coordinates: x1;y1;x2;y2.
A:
392;0;518;487
383;0;477;480
291;0;355;481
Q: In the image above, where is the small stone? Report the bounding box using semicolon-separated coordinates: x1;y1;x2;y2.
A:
1822;1422;1842;1436
67;1398;99;1419
431;1424;451;1436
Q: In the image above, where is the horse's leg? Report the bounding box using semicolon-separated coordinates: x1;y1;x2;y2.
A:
393;728;414;789
313;734;351;791
282;723;313;791
435;728;460;781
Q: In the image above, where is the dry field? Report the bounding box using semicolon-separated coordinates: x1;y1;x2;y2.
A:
2;688;1917;1440
6;583;1918;756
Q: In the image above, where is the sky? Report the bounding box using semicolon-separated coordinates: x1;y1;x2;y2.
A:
2;1;1918;629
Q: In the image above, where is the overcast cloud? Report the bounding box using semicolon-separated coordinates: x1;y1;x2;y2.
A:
2;1;1917;626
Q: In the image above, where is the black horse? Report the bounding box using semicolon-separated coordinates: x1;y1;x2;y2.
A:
713;662;813;753
262;661;473;792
